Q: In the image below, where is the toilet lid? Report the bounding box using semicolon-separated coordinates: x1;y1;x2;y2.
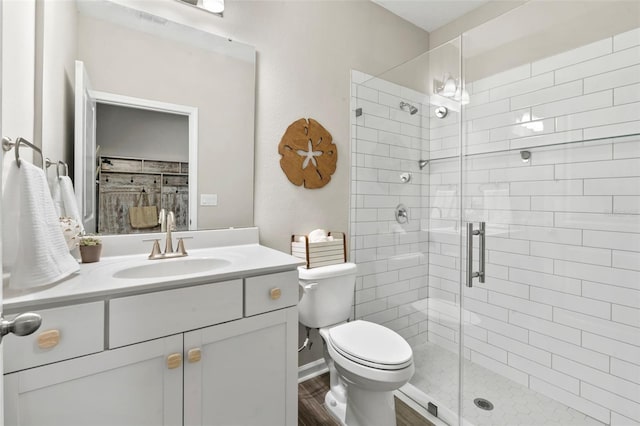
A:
328;321;412;369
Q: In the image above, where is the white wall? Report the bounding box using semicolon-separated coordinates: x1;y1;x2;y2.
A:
428;0;524;50
96;104;189;162
38;0;76;177
1;0;36;168
246;1;430;254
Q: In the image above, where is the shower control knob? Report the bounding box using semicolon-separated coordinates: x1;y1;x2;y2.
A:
0;312;42;343
395;204;409;224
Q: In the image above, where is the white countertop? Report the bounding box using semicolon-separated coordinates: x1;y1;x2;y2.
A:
4;242;304;313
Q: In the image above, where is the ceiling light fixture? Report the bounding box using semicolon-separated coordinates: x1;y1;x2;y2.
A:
176;0;224;16
202;0;224;14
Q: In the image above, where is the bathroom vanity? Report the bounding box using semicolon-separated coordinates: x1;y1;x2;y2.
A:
2;228;302;426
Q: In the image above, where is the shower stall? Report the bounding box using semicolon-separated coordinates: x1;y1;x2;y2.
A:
349;2;639;425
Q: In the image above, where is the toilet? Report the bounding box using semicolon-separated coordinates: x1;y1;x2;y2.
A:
298;263;414;426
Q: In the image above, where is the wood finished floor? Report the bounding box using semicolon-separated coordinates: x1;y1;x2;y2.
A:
298;373;435;426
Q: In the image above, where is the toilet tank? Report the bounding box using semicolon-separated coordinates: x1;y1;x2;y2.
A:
297;263;358;329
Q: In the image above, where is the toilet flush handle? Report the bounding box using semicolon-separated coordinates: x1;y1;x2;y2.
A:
301;282;318;292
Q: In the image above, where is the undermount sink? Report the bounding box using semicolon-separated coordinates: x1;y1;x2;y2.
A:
113;258;231;279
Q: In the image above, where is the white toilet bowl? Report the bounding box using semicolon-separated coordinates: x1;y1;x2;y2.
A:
297;264;414;426
319;321;414;426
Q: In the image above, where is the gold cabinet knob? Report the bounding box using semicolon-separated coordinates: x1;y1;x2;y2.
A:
167;353;182;369
270;288;282;300
37;329;60;349
187;348;202;363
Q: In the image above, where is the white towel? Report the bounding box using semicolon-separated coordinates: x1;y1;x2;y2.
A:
50;176;64;217
308;229;328;242
49;175;85;236
59;176;85;235
2;161;79;289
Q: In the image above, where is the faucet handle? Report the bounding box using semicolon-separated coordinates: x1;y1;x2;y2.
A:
143;239;162;259
176;238;189;256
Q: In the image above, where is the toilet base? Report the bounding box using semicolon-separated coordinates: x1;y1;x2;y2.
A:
323;381;398;426
324;389;347;426
344;385;397;426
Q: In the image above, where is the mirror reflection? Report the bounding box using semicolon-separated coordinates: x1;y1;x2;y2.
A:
43;0;257;235
96;104;190;234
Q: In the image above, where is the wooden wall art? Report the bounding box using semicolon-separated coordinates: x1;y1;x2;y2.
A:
278;118;337;189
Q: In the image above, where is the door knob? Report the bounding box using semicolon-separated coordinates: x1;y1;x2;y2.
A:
0;312;42;343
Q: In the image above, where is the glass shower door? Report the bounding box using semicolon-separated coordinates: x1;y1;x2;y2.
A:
459;2;640;425
401;37;465;426
349;37;465;425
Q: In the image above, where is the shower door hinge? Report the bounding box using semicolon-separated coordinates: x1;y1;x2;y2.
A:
427;402;438;417
355;108;362;117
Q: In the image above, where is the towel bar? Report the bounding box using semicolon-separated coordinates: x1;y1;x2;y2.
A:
2;136;44;168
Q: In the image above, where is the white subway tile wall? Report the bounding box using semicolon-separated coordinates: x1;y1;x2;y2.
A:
350;69;430;343
351;27;640;425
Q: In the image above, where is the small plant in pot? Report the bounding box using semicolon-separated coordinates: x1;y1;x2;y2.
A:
79;235;102;263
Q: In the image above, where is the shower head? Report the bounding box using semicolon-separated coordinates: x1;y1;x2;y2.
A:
399;101;418;115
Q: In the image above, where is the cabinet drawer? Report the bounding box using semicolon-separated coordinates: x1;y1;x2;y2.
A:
109;280;242;348
245;270;299;316
4;302;104;374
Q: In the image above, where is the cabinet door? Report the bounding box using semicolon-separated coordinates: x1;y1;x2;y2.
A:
4;335;183;426
184;307;298;426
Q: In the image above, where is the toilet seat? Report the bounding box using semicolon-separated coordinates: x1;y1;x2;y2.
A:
327;321;413;370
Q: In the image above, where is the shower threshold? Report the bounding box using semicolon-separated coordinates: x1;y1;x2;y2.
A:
402;342;605;426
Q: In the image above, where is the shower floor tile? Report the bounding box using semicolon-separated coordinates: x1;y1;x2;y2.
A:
410;342;605;426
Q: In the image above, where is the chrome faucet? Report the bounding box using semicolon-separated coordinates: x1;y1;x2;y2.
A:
146;211;189;260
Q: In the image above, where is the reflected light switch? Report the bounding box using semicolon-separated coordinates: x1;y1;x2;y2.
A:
200;194;218;206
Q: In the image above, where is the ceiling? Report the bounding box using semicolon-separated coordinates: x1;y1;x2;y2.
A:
372;0;490;32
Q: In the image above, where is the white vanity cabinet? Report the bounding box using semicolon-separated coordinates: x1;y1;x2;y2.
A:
5;334;184;426
3;270;299;426
184;307;297;426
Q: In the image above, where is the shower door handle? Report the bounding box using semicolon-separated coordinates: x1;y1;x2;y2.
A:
466;222;486;287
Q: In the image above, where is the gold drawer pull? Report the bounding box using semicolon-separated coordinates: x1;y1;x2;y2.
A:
167;353;182;369
270;287;282;300
37;330;60;349
187;348;202;363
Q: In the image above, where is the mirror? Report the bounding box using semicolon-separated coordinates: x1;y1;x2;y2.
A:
40;0;256;234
